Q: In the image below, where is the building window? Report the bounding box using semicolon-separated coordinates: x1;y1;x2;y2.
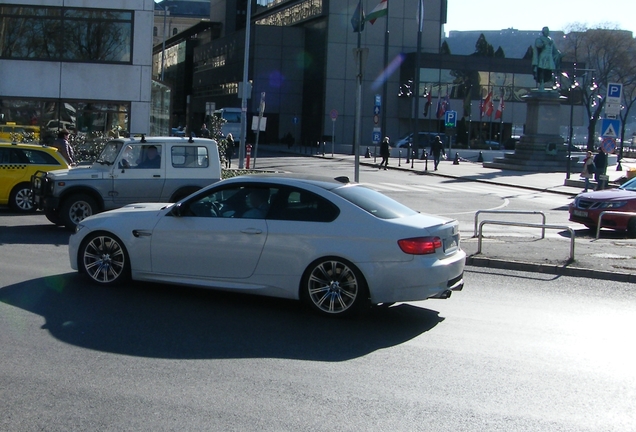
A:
172;27;178;36
154;26;158;37
0;5;133;63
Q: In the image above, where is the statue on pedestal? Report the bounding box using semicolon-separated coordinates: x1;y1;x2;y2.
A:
532;27;562;90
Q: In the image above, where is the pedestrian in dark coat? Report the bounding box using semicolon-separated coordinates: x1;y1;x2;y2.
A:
430;135;446;170
379;137;390;170
593;147;608;190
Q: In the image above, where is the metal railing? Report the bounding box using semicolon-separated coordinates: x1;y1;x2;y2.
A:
477;220;576;262
596;211;636;239
474;210;546;238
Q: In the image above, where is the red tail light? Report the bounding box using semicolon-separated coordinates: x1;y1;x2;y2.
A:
397;236;442;255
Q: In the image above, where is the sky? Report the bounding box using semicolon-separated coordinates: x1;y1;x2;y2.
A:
445;0;635;35
154;0;635;35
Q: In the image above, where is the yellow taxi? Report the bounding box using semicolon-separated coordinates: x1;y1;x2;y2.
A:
0;123;41;142
0;142;70;212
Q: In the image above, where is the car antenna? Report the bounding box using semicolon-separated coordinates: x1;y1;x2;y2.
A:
140;134;147;143
188;134;194;143
334;176;350;184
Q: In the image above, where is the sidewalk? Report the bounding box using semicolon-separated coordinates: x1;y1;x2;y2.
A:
266;144;636;282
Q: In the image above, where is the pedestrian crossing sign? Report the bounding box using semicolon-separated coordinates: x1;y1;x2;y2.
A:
601;119;620;138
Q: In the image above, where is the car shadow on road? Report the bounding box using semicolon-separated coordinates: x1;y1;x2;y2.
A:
0;224;70;246
0;274;444;361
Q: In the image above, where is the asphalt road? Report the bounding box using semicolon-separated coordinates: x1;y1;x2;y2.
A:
1;158;634;431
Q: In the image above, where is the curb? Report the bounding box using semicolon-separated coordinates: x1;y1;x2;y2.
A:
466;255;636;283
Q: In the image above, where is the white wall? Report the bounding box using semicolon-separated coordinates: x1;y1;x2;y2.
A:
0;0;155;134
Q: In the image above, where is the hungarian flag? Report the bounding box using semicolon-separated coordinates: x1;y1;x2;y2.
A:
367;0;388;25
436;94;447;119
495;97;505;120
351;0;365;33
423;91;432;116
481;91;493;117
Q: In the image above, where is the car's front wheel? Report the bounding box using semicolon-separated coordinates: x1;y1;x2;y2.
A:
79;232;130;285
627;217;636;238
61;194;97;229
9;182;35;213
301;257;368;317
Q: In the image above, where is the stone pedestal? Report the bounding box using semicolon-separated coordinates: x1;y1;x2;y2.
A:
484;90;571;172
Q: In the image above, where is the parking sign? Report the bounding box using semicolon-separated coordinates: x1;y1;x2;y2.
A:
444;110;457;128
607;83;622;104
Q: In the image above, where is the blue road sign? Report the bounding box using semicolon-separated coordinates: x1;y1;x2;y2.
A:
373;106;380;115
607;83;622;100
444;110;457;127
601;137;616;153
601;118;621;138
375;94;381;106
372;130;381;144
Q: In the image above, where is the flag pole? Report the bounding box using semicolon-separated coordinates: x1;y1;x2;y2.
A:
380;0;389;145
353;1;363;182
412;0;423;159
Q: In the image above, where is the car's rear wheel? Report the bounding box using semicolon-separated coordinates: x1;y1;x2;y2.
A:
79;232;130;285
301;257;368;317
627;218;636;238
61;194;97;229
9;183;35;213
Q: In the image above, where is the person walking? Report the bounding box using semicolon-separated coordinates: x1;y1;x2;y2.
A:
379;137;390;170
593;147;608;190
225;133;235;168
52;129;76;165
430;135;446;171
580;150;595;192
200;123;211;138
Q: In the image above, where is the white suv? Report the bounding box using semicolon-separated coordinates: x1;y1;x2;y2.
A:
32;136;222;229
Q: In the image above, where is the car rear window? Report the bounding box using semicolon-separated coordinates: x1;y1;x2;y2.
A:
332;185;417;219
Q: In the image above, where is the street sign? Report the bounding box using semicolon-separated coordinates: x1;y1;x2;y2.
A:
606;83;622;104
372;128;381;144
293;116;299;124
373;114;379;125
601;136;616;153
605;103;620;117
373;106;380;115
444;110;457;128
330;109;338;121
601;118;621;138
375;94;381;106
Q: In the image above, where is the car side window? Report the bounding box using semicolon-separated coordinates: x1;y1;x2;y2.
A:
23;149;61;165
267;187;339;222
171;146;209;168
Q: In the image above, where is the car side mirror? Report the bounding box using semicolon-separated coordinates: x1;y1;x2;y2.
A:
171;202;185;217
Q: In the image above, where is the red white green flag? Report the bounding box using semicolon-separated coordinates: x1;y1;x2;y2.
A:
367;0;388;25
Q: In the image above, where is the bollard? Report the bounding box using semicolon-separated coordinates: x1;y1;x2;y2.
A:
246;144;252;169
365;147;371;158
477;151;483;162
453;152;460;165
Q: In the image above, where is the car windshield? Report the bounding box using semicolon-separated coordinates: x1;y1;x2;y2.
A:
332;184;417;219
96;141;123;165
619;177;636;191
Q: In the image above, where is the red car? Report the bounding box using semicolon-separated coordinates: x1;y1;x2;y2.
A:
569;177;636;236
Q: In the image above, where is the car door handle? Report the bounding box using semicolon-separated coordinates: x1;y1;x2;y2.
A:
153;175;161;178
240;228;263;234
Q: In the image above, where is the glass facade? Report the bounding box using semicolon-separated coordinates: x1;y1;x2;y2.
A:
0;5;133;63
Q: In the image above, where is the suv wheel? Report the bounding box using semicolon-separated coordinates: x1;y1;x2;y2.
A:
9;183;35;213
61;194;97;230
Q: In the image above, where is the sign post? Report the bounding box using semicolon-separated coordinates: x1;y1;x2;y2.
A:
330;109;337;156
373;95;381;162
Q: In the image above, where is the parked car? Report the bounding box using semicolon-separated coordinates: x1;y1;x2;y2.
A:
0;142;70;212
32;136;221;229
68;175;466;317
569;176;636;236
0;124;40;142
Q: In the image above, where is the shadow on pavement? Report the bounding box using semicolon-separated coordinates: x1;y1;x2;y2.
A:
0;274;444;361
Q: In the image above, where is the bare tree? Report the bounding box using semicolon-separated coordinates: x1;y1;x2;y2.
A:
561;25;636;150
